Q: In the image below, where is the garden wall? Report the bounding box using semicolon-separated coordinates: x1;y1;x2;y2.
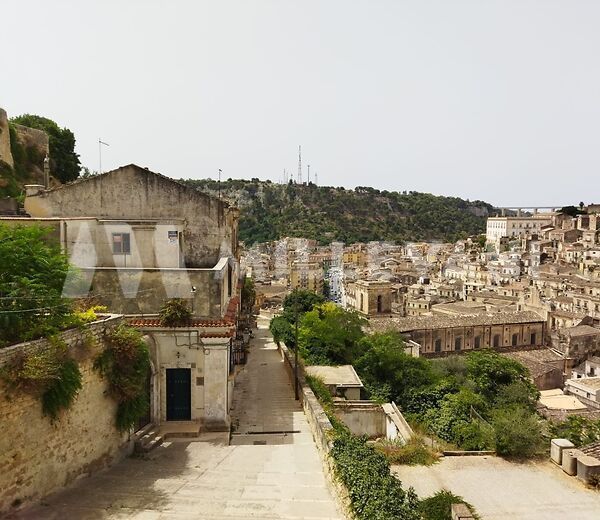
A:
0;315;132;513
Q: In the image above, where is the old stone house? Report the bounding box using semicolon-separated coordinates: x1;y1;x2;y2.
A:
3;165;241;432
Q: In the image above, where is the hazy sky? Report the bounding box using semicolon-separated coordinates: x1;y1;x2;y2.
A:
3;1;599;206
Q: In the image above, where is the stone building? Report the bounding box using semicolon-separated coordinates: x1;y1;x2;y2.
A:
353;280;392;316
370;311;546;357
290;261;324;293
552;325;600;361
3;165;242;433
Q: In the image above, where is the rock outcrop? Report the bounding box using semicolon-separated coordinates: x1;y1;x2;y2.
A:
0;108;13;167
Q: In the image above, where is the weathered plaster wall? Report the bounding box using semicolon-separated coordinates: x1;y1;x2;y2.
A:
81;267;224;316
0;315;131;514
25;165;239;267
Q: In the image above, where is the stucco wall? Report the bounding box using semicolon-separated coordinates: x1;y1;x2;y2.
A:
0;315;131;514
80;267;224;317
25;165;239;267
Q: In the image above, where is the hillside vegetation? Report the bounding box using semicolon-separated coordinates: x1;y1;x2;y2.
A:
182;178;496;245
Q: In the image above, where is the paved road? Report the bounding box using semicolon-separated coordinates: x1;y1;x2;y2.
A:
15;317;341;520
394;455;600;520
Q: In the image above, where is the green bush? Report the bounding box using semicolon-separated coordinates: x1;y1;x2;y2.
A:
419;490;478;520
0;336;82;421
0;224;73;346
159;298;192;327
331;430;420;520
491;406;544;458
550;415;600;447
375;436;439;466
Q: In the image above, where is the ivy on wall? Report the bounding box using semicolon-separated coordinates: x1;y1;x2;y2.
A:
94;325;151;431
0;337;82;420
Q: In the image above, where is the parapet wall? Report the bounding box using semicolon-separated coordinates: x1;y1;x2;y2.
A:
277;341;353;519
0;315;132;514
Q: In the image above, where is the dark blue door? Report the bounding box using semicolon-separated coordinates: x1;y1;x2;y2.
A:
166;368;191;421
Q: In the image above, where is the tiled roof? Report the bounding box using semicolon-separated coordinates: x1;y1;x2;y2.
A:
370;310;545;333
128;318;234;328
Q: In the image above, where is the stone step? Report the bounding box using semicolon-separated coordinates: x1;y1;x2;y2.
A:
133;424;164;453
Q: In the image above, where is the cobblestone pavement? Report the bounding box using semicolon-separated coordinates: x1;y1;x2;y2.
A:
15;317;341;519
394;455;600;520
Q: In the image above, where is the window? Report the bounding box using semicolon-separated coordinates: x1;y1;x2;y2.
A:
512;333;518;346
360;293;364;311
493;334;500;348
474;336;481;349
112;233;131;254
435;339;442;352
454;337;462;351
377;295;383;313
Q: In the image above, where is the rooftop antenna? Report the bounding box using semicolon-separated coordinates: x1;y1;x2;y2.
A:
307;164;310;184
297;145;302;184
315;171;318;185
98;138;109;174
283;168;287;184
218;168;222;200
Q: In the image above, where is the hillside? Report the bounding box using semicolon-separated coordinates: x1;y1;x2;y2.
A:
182;178;496;245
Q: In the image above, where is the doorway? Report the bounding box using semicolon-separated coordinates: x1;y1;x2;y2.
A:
166;368;191;421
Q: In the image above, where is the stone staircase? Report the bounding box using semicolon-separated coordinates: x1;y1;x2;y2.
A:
133;423;164;454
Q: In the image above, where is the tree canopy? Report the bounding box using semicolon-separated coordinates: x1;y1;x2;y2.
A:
11;114;81;183
0;224;73;346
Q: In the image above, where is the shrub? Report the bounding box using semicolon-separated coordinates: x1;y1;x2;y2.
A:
94;325;150;431
331;430;420;520
0;224;73;346
159;298;192;327
419;490;478;520
491;406;544;458
375;436;439;466
550;415;600;447
0;336;82;420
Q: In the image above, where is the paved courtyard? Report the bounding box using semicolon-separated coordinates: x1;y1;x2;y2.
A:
15;317;341;519
394;455;600;520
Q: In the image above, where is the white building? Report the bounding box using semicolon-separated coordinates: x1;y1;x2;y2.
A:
486;215;553;243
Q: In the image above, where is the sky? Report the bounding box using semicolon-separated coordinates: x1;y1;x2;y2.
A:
2;0;599;207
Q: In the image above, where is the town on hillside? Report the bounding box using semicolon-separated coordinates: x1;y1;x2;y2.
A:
2;3;600;518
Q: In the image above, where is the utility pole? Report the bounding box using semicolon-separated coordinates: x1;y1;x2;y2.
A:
307;164;310;184
294;301;299;400
218;168;222;200
98;138;109;174
315;171;318;185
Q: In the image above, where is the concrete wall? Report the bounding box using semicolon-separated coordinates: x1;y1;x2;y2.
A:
80;266;225;317
24;165;239;268
0;315;131;514
333;401;386;439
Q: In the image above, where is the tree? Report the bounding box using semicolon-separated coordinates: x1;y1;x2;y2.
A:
491;406;543;458
241;277;256;312
298;303;366;365
0;224;73;346
281;289;325;324
465;350;537;401
356;332;437;406
10;114;81;183
269;315;294;347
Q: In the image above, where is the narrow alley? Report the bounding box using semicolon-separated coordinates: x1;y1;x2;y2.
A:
14;316;341;520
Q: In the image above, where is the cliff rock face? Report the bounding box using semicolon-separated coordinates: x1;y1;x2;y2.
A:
0;108;13;168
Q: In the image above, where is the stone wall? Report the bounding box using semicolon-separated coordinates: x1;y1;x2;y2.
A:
25;165;239;268
277;341;354;518
0;315;132;514
0;107;13;167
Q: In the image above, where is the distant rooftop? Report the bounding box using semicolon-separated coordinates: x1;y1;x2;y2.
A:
305;365;363;388
370;310;544;333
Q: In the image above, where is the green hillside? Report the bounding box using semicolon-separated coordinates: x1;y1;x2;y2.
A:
182;178;495;245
